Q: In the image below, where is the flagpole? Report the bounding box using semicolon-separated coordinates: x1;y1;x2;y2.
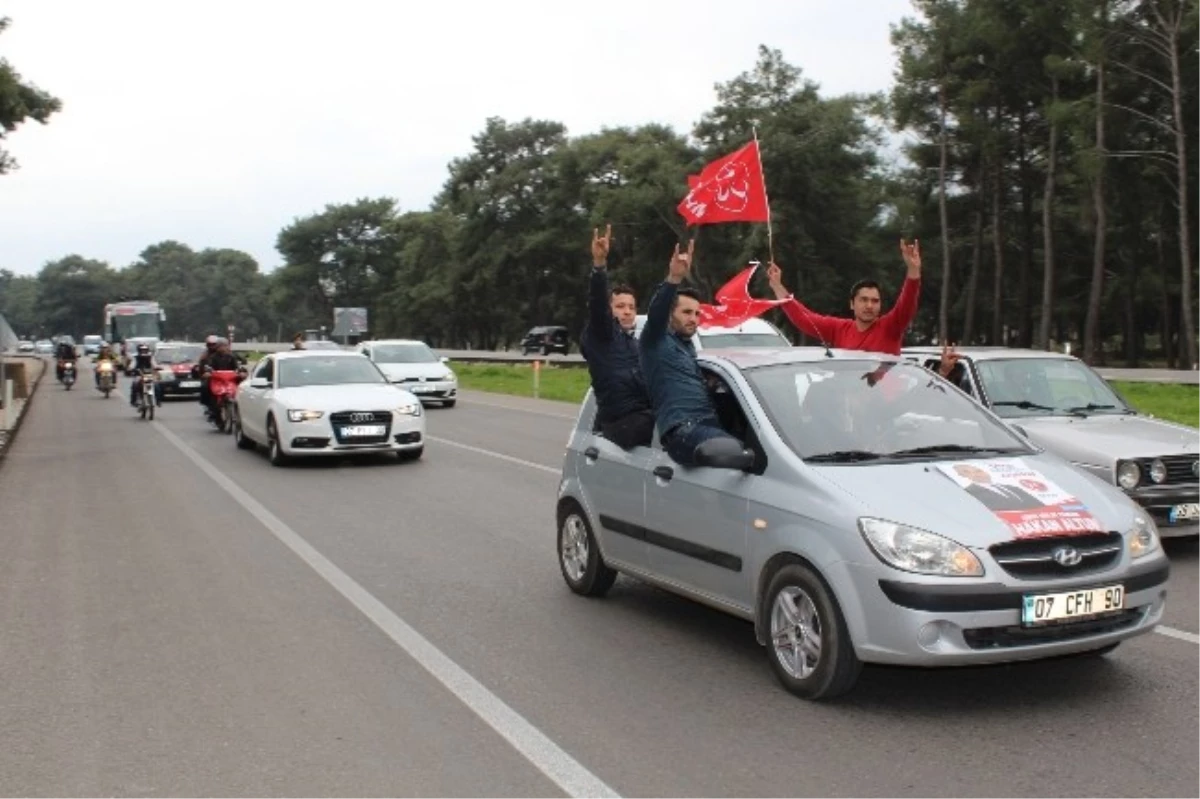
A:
752;125;774;264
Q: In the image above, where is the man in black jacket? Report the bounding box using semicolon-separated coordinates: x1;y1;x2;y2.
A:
580;224;654;449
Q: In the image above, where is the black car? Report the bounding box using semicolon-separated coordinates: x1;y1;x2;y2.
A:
520;326;570;356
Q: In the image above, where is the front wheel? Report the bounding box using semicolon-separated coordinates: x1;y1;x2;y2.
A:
233;408;256;450
396;447;423;462
557;503;616;597
267;417;289;467
764;563;861;701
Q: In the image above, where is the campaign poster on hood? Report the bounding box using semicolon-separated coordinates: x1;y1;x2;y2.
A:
937;459;1104;539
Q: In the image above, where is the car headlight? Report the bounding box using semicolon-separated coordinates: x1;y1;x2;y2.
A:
395;402;422;417
1116;460;1141;490
858;518;984;577
1148;458;1167;484
441;371;456;382
287;410;324;422
1128;514;1160;559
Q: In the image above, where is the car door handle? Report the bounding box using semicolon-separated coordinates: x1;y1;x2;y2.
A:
584;446;599;460
653;465;674;481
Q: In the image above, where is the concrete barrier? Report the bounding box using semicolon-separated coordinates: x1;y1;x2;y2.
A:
0;356;47;468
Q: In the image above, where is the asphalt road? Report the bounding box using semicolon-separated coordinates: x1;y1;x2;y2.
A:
1;382;1196;797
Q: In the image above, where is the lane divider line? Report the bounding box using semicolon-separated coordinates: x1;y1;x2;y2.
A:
152;421;618;798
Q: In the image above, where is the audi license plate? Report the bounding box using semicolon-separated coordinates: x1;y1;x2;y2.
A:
1021;584;1125;626
179;380;200;388
341;424;385;437
1168;503;1199;523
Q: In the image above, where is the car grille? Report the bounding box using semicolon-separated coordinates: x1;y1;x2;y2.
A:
989;532;1123;580
1160;455;1199;485
328;410;393;445
963;609;1143;649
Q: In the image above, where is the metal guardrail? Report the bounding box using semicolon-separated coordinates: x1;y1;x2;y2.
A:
229;342;1199;384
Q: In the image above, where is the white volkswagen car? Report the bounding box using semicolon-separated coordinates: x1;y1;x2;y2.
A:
232;350;426;466
357;339;458;408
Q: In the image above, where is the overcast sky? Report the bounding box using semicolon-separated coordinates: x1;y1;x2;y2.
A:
1;0;917;277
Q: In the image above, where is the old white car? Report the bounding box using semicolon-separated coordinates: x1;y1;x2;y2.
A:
904;347;1198;538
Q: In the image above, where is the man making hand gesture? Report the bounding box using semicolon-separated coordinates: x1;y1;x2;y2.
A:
579;224;655;449
766;238;923;356
638;240;753;467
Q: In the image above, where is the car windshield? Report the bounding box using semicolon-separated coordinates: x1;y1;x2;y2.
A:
371;343;437;363
699;333;791;348
973;357;1134;418
277;356;387;388
156;346;204;364
745;359;1031;462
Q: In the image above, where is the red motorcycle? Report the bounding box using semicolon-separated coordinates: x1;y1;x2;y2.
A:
207;369;243;434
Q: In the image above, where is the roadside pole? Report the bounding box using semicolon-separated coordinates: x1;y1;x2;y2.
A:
533;359;541;399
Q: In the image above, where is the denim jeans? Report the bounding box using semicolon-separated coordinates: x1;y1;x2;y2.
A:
661;416;736;467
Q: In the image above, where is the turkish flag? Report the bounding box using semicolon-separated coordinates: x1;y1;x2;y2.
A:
678;141;770;226
698;263;789;329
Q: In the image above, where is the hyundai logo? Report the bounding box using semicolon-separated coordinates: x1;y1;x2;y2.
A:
348;412;375;424
1052;546;1083;567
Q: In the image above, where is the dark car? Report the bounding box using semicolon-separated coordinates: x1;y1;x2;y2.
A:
154;343;207;398
520;326;570;356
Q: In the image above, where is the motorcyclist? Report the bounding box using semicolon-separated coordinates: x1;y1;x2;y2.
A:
198;339;244;420
55;340;77;381
129;343;162;408
94;343;121;388
193;335;221;414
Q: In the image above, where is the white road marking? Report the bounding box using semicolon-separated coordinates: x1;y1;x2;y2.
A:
152;421;617;798
428;435;560;474
1155;625;1200;645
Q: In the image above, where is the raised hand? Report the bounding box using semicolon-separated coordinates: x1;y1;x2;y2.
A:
592;224;612;267
938;342;960;377
667;238;695;283
900;238;922;277
766;261;789;299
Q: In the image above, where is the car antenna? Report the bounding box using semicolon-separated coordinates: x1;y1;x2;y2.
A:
758;262;833;358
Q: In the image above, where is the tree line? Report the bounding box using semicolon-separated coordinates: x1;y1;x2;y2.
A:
2;0;1196;368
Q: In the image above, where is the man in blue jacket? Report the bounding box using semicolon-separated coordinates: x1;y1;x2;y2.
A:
580;224;654;449
639;240;751;467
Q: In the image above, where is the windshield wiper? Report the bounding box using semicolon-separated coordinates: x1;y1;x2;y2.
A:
887;444;1027;458
805;450;884;463
992;400;1056;412
1064;403;1129;415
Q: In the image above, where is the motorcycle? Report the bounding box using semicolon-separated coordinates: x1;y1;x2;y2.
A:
60;360;76;390
207;369;241;434
135;369;157;420
96;361;116;398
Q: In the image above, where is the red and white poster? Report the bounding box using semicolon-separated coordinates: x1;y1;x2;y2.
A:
936;459;1104;539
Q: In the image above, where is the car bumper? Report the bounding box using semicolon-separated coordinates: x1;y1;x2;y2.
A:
835;558;1170;666
1127;484;1199;538
278;413;425;457
393;380;457;402
159;377;203;397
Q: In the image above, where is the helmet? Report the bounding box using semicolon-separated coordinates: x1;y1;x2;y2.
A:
205;335;218;346
136;343;150;354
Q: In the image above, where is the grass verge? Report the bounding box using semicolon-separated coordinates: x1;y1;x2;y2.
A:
452;364;1198;427
1111;381;1198;428
453;363;591;404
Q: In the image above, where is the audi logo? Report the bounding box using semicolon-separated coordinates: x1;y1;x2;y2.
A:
1052;546;1083;567
348;412;375;423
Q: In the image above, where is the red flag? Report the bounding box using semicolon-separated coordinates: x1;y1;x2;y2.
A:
698;263;790;329
678;140;770;226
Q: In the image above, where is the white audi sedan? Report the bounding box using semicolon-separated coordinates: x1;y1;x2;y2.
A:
232;350;425;466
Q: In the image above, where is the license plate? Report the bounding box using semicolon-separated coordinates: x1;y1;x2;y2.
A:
1168;503;1199;523
1022;584;1125;625
179;380;200;388
410;385;433;393
341;425;385;437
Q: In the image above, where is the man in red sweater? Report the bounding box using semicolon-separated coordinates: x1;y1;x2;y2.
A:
765;239;923;356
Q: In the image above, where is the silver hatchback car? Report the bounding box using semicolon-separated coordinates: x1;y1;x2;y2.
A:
555;348;1171;700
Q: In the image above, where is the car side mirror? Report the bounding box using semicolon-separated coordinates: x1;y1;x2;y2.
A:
693;437;756;471
249;377;270;389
